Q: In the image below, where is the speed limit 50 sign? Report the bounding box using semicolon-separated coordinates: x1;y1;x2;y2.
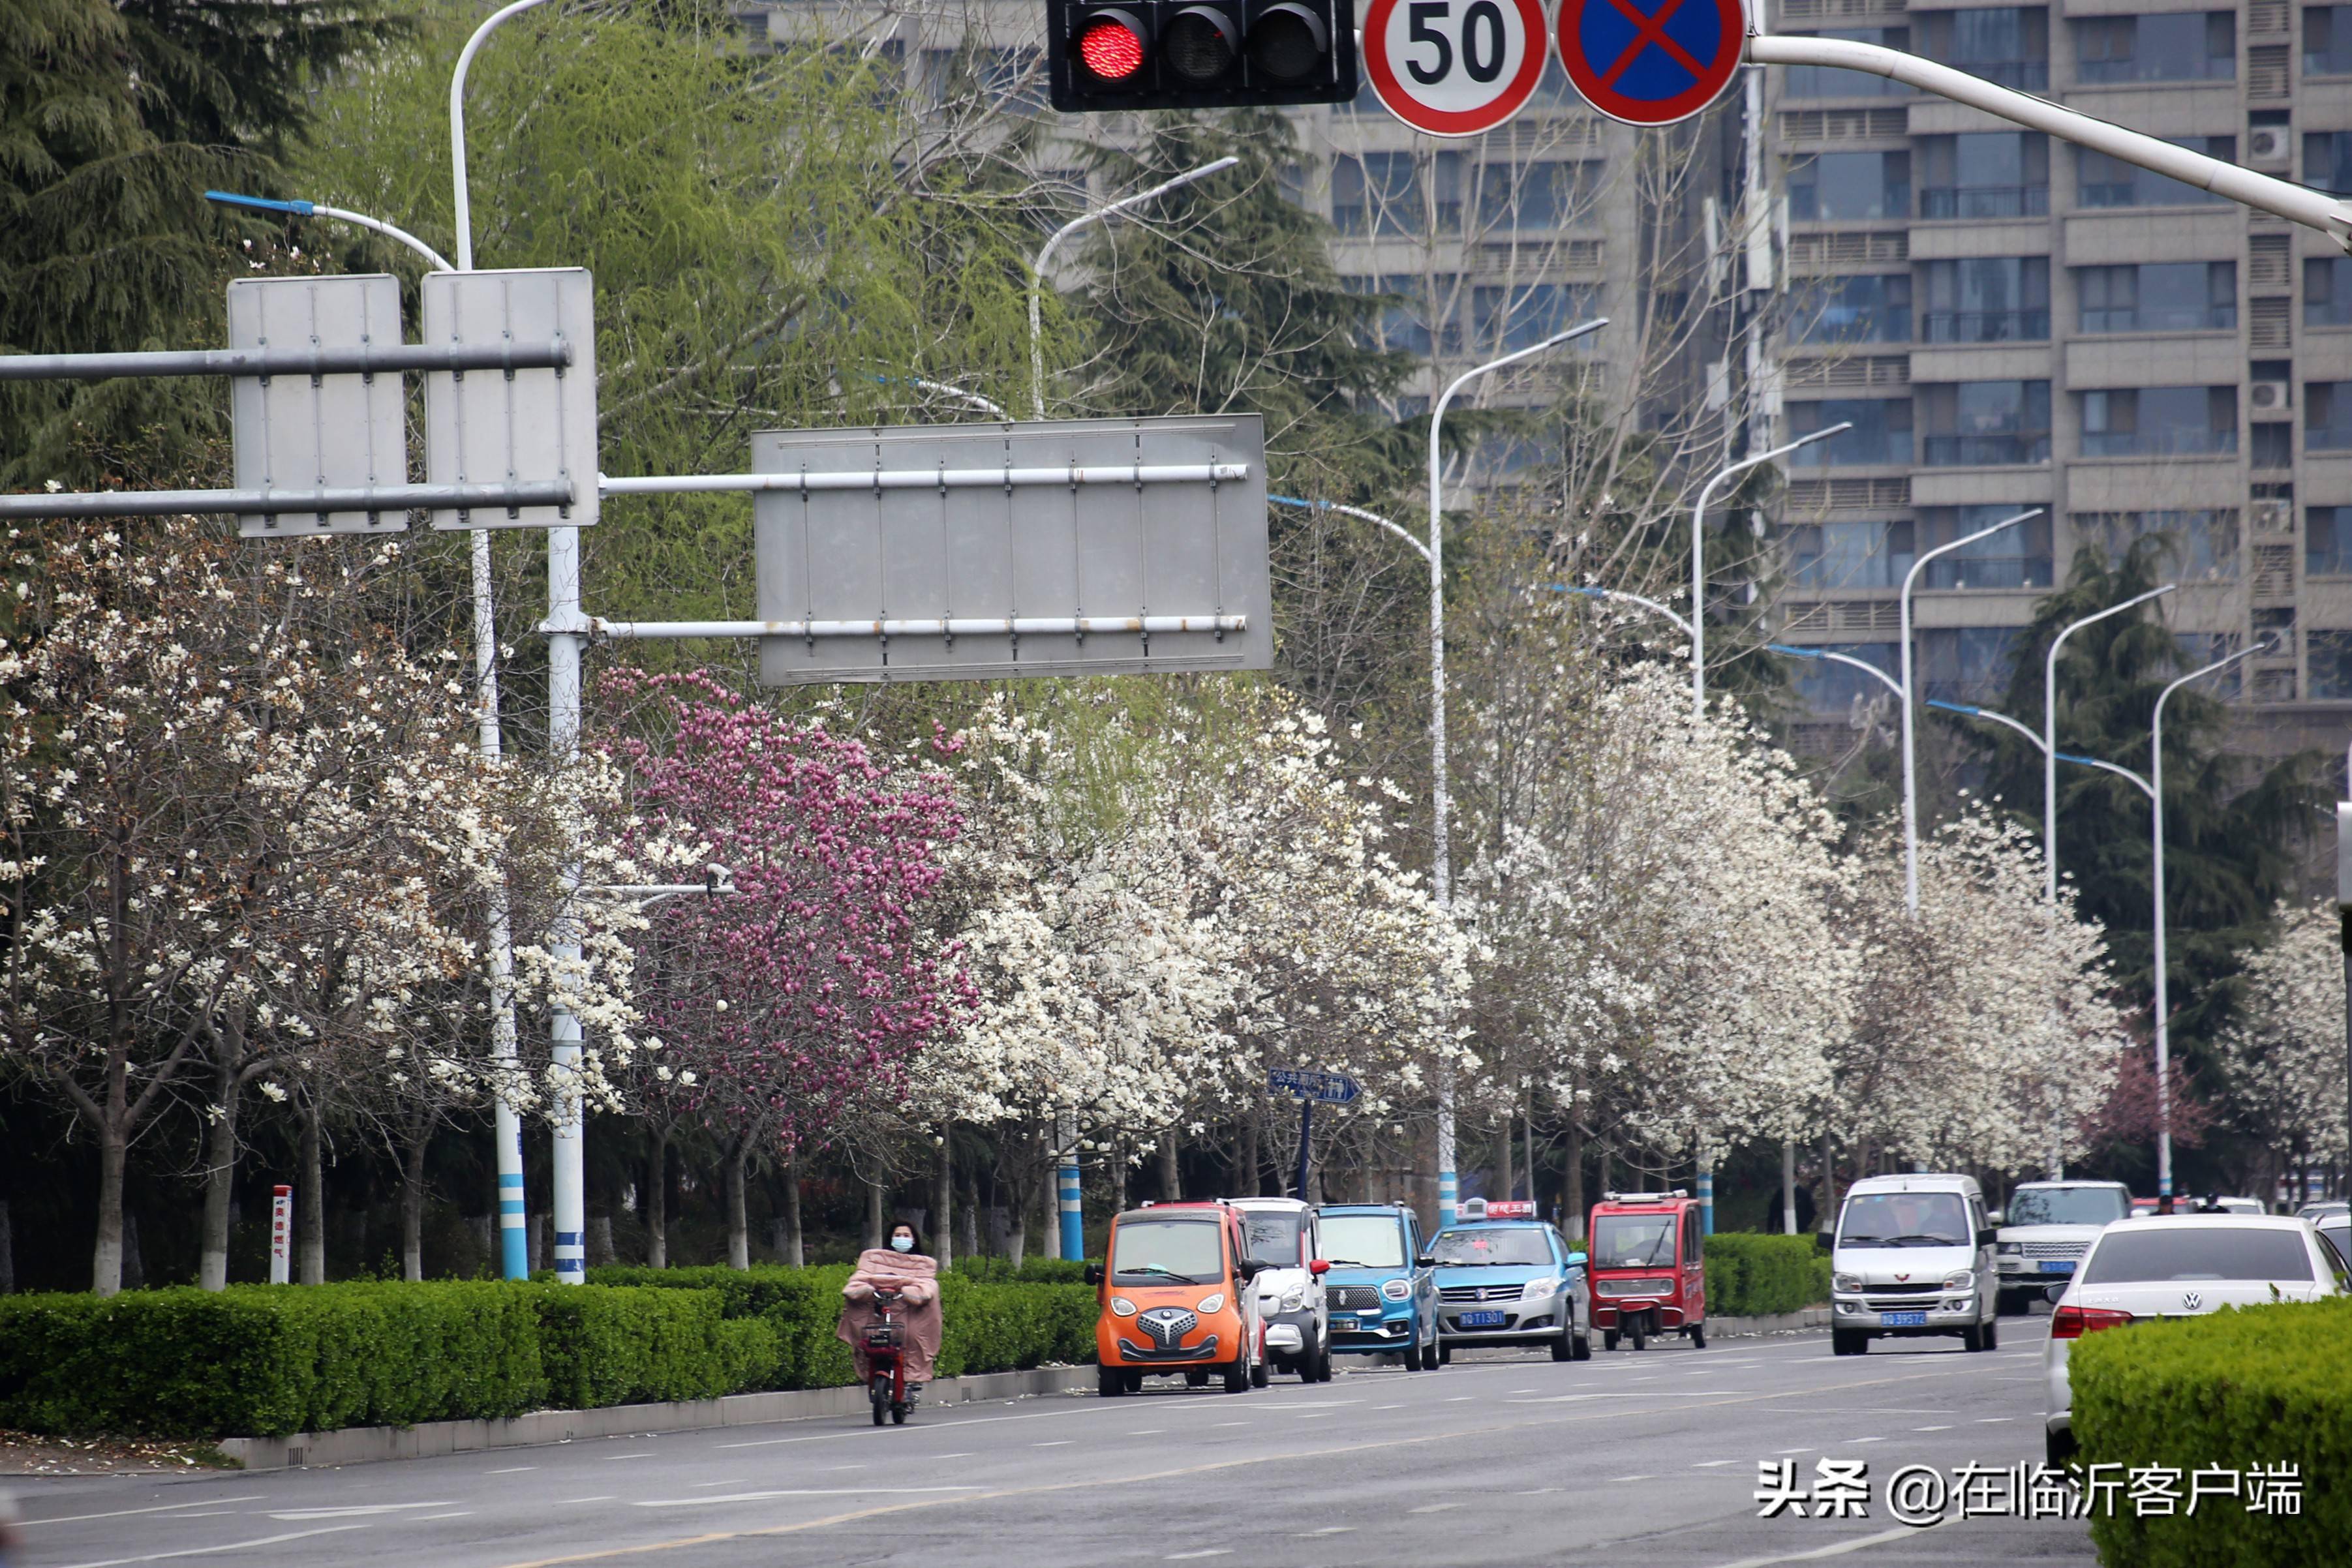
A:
1362;0;1550;137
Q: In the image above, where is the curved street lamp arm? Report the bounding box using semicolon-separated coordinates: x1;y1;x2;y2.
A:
1774;643;1905;699
1556;584;1696;637
1269;494;1431;564
2045;582;2178;898
1690;422;1850;718
207;191;455;273
451;0;557;273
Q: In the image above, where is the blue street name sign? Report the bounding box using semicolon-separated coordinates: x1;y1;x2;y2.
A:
1268;1068;1361;1105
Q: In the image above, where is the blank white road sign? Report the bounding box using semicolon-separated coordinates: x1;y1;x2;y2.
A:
422;267;599;531
1361;0;1552;138
754;415;1270;685
227;274;408;538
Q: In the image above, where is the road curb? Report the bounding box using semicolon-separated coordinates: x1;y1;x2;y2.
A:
1707;1307;1830;1335
213;1365;1096;1471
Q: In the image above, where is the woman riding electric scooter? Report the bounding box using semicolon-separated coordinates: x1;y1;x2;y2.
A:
836;1222;943;1425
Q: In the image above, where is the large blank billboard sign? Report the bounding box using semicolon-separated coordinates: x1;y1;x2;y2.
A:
754;415;1269;684
228;274;407;537
422;267;599;531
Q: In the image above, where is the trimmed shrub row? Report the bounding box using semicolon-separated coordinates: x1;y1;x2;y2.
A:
1703;1233;1832;1318
2071;1295;2351;1568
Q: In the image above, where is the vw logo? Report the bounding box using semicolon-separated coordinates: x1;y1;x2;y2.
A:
2182;1291;2203;1312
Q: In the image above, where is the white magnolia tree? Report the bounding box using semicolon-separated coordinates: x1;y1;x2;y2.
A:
2217;899;2349;1192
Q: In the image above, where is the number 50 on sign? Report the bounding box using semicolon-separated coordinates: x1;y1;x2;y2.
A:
1361;0;1551;136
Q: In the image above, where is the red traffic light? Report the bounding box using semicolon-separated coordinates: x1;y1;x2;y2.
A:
1077;12;1148;83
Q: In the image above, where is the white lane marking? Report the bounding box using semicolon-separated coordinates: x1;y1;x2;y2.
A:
1518;1487;1562;1494
157;1513;237;1521
1705;1515;1950;1568
1128;1430;1165;1436
487;1466;538;1474
1167;1552;1231;1561
265;1503;458;1520
1977;1417;2013;1423
1407;1502;1461;1514
555;1497;615;1504
1607;1474;1655;1483
1295;1526;1355;1535
823;1466;866;1473
1914;1425;1953;1432
417;1512;476;1521
24;1497;269;1529
1775;1447;1813;1455
1373;1404;1407;1410
1693;1459;1739;1468
1034;1440;1074;1447
1848;1437;1885;1445
604;1452;656;1460
57;1524;371;1568
1444;1396;1474;1402
634;1488;981;1508
1212;1421;1247;1428
690;1480;750;1489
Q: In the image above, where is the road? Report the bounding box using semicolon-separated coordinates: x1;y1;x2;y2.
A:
12;1322;2094;1568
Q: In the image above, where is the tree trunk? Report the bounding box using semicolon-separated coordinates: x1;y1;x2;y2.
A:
1523;1103;1536;1211
299;1103;326;1284
198;1054;241;1291
588;1214;614;1266
1237;1111;1260;1197
401;1112;433;1283
1819;1128;1837;1230
0;1198;12;1294
1563;1118;1586;1241
959;1164;979;1259
121;1207;145;1290
780;1153;804;1267
725;1138;752;1271
645;1123;669;1269
1497;1119;1516;1203
933;1133;955;1271
864;1172;885;1252
92;1124;127;1298
1157;1125;1181;1201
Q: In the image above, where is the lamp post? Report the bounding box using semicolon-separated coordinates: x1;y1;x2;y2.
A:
1898;509;2041;912
1027;157;1239;420
1688;423;1850;719
1428;320;1608;1225
2044;586;2176;902
2151;639;2271;1198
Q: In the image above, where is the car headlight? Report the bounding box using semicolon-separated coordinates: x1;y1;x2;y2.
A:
1196;1293;1225;1314
1833;1272;1865;1293
1110;1297;1137;1317
1379;1278;1412;1302
1941;1270;1974;1291
1996;1241;2023;1254
1278;1289;1306;1312
1520;1274;1561;1298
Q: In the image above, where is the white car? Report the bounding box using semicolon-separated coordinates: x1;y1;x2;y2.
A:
1824;1172;2000;1355
1993;1180;2130;1316
1229;1196;1332;1383
2043;1214;2346;1466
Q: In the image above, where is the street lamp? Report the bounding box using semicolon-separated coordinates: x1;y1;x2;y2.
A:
1549;582;1694;635
1898;509;2041;912
1768;642;1903;701
204;191;453;273
2151;638;2271;1198
1688;423;1850;719
2045;586;2176;902
1428;320;1608;1225
1028;157;1240;419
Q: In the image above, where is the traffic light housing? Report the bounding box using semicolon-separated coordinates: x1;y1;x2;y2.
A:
1048;0;1358;111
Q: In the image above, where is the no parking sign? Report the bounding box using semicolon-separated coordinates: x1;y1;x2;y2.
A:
1556;0;1747;126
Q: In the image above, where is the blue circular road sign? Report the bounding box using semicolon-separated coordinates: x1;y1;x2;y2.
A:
1556;0;1747;127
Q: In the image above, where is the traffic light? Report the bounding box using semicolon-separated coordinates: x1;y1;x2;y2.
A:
1048;0;1358;112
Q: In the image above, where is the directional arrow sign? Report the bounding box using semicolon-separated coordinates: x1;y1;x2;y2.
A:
1362;0;1551;138
1556;0;1745;127
1268;1068;1361;1105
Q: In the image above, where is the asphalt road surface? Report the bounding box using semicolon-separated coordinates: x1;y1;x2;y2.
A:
12;1323;2094;1568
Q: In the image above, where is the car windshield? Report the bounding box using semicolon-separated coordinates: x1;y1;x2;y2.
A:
2006;1186;2130;1228
1241;1211;1304;1267
1591;1214;1677;1269
1837;1192;1971;1247
1431;1227;1553;1267
1318;1214;1409;1269
1110;1219;1223;1286
2080;1227;2314;1285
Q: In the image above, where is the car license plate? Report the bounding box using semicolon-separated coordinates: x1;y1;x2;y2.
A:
1881;1310;1927;1327
2038;1259;2075;1273
1330;1316;1357;1332
1459;1310;1507;1328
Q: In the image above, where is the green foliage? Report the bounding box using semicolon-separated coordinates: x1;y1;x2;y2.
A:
1703;1234;1833;1318
952;1256;1095;1285
2071;1295;2352;1567
532;1284;777;1408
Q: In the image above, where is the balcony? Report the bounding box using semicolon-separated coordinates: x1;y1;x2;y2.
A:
2082;429;2238;458
1919;186;2049;220
1919;309;2050;344
1921;432;2052;465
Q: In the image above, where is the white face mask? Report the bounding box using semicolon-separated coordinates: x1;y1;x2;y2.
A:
890;1235;915;1253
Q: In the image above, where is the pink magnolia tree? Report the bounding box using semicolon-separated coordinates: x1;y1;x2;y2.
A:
602;671;971;1267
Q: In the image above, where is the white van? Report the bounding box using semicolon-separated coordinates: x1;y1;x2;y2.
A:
1820;1173;2000;1356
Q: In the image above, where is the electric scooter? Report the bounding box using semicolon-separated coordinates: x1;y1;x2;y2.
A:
864;1286;912;1426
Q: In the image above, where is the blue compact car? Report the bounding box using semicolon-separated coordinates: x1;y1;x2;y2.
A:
1315;1202;1441;1369
1430;1199;1593;1363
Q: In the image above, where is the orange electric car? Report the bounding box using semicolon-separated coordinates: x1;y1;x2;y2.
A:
1087;1201;1267;1396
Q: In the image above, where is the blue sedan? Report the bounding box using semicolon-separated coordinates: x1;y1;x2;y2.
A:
1431;1203;1592;1363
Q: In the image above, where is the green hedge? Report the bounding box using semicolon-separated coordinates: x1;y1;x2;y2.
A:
1703;1234;1832;1318
533;1286;778;1409
952;1256;1095;1285
2071;1295;2351;1567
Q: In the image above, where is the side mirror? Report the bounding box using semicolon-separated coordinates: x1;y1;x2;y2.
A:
1414;1254;1436;1269
1975;1228;1997;1248
1565;1251;1588;1270
1083;1263;1104;1286
2043;1282;2067;1304
1307;1258;1331;1276
1988;1209;2005;1227
1814;1231;1836;1252
1237;1259;1266;1282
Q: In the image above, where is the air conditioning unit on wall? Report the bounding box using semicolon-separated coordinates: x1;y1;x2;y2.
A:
2250;125;2293;164
2252;496;2295;533
2250;380;2292;414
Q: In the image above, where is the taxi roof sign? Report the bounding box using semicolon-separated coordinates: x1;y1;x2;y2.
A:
1456;1198;1538;1220
1600;1190;1689;1204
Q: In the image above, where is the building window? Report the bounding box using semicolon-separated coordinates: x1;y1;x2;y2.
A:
2309;507;2352;573
1915;506;2054;588
1791;274;1913;344
2308;7;2352;74
1784;27;1916;96
2077;138;2236;207
975;48;1044;114
1919;258;2050;342
1331;154;1461;235
1343;275;1461;356
2310;257;2352;325
1790;399;1913;465
1478;161;1601;230
2079;386;2239;457
2310;632;2352;699
1471;282;1600;352
1790;642;1901;712
1919;380;2052;466
1788;151;1910;221
1790;520;1915;588
1917;133;2048;219
2307;382;2352;447
2175;633;2247;695
2073;14;2235;83
2076;263;2237;333
1915;8;2049;90
2305;132;2352;194
1919;626;2023;703
2074;510;2242;580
